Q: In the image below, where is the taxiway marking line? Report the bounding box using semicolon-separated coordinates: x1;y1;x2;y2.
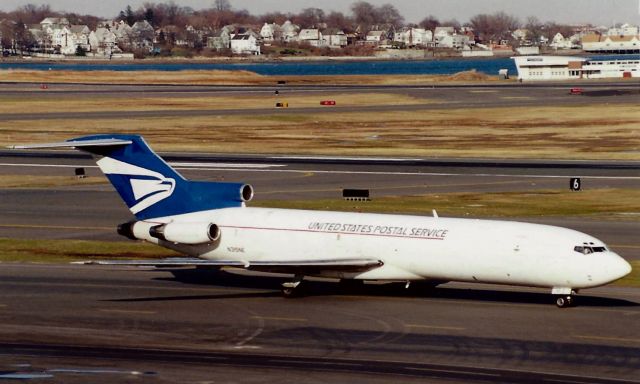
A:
573;335;640;344
250;316;308;322
403;366;500;377
2;162;639;179
405;324;466;331
98;309;157;315
0;224;111;231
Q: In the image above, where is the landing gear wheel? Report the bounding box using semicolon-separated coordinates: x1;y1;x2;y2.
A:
555;295;574;308
281;286;298;298
281;275;304;298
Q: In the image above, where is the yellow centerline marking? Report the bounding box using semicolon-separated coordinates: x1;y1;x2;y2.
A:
405;324;466;331
98;309;157;315
0;224;111;231
251;316;308;322
574;335;640;344
0;304;7;308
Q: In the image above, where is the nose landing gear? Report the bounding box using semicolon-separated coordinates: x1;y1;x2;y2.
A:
555;295;574;308
553;288;577;308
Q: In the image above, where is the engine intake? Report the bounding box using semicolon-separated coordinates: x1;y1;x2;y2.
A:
149;222;221;245
241;184;254;202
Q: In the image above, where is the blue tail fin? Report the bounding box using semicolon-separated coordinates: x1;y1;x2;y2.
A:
70;134;252;220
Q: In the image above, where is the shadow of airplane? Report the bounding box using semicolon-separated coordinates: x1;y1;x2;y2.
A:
104;268;639;308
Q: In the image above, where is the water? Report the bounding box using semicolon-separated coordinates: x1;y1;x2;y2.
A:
0;54;637;76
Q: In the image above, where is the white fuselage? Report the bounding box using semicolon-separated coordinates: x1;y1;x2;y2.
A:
133;207;631;290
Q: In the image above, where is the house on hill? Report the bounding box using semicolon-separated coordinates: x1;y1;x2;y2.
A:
298;29;322;47
230;30;261;55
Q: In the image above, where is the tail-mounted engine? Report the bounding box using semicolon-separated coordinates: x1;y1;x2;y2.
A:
118;221;221;245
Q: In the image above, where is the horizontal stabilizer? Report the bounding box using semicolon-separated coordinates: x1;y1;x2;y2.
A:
72;257;384;273
8;138;132;150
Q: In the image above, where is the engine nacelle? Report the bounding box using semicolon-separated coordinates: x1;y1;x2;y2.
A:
149;222;221;245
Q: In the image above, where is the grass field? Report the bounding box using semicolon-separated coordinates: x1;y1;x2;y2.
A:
2;103;639;160
0;69;495;85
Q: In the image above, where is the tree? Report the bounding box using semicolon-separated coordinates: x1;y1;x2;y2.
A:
13;4;56;24
469;12;519;42
295;7;325;28
377;4;404;29
326;11;352;32
524;16;544;44
214;0;232;12
351;1;377;31
144;7;155;25
12;20;35;54
124;5;136;26
75;45;87;56
419;15;440;31
260;12;290;25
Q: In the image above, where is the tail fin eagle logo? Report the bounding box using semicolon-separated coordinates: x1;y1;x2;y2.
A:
96;157;175;214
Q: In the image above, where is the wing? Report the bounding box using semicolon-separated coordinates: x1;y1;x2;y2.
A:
73;257;384;274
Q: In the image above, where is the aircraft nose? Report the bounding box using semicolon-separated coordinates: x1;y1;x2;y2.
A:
608;254;632;282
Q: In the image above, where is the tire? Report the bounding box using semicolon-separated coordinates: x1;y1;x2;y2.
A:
281;286;297;298
555;296;573;308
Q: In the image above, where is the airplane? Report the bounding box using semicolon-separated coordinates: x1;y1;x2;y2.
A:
11;134;632;308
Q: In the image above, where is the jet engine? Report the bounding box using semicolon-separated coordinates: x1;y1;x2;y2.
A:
149;222;221;245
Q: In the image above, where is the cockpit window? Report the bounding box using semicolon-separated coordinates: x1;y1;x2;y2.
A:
574;244;607;254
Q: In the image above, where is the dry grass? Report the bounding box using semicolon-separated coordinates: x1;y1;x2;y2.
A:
0;69;499;86
2;103;638;160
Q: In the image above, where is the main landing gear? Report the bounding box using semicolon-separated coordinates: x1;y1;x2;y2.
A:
281;275;305;298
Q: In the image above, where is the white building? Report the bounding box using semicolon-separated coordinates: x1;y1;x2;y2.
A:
260;22;281;41
321;29;347;48
298;29;323;47
437;34;470;49
581;33;640;53
230;33;260;55
549;33;577;50
365;30;386;45
606;23;639;36
512;55;640;81
50;25;90;55
89;28;119;56
393;28;433;47
281;20;299;42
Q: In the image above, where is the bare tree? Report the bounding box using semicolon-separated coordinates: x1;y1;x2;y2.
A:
260;12;290;25
377;3;404;29
214;0;232;12
469;12;519;42
524;16;544;44
13;4;57;24
419;15;440;31
326;11;353;32
295;7;325;28
351;1;377;31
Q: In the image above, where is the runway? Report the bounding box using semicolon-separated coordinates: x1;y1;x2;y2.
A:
0;81;638;121
0;264;638;383
1;81;639;383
